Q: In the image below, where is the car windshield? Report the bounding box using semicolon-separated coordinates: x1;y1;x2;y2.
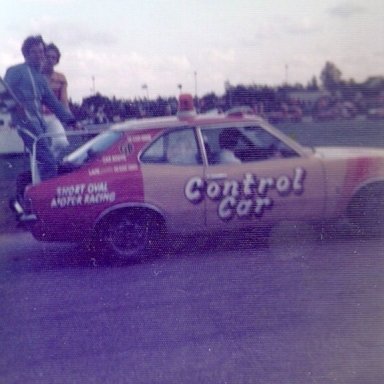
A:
241;126;299;159
63;131;122;167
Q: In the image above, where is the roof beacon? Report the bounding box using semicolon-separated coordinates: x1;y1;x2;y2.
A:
177;93;196;120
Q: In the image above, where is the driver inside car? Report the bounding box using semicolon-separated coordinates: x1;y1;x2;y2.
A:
218;128;242;164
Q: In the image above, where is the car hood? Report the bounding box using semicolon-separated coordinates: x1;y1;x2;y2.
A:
313;146;384;160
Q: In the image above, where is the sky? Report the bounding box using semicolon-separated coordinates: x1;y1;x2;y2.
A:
1;0;383;102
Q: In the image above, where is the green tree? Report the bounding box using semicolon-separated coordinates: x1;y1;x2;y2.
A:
307;76;319;91
320;61;342;92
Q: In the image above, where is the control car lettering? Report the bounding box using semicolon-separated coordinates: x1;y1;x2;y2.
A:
218;196;273;220
185;167;306;220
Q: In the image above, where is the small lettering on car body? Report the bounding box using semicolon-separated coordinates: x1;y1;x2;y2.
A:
51;182;115;208
102;154;127;163
128;134;152;143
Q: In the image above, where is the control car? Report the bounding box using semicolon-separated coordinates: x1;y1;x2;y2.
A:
12;95;384;261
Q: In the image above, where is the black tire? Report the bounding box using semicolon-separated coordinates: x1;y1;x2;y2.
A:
347;183;384;236
94;209;163;262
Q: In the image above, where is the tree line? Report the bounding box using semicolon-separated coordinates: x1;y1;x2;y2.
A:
68;62;384;123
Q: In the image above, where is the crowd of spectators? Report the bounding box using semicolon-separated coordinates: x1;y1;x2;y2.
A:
68;80;384;126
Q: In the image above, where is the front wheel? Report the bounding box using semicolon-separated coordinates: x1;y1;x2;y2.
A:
95;210;163;262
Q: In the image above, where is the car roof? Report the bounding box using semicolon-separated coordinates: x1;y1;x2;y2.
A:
108;113;307;156
110;113;267;133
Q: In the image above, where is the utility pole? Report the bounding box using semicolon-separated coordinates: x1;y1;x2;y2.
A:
142;84;149;99
91;75;96;94
194;71;198;110
285;64;289;84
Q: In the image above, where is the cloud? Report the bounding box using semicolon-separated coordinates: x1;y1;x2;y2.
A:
27;16;118;48
252;21;281;41
22;0;73;2
200;49;236;66
242;16;319;48
283;18;321;35
2;0;379;103
373;50;384;58
328;3;366;18
61;49;198;100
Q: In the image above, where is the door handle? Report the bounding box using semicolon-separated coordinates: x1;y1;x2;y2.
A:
206;173;227;180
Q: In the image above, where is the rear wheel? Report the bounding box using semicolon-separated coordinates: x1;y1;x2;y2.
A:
347;183;384;236
95;209;164;262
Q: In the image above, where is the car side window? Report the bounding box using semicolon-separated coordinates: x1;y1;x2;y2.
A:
242;126;299;161
201;126;299;165
140;135;165;163
141;128;202;165
202;127;242;165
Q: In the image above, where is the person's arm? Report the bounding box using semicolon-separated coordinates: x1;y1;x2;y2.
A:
58;73;69;110
4;66;23;101
4;66;31;121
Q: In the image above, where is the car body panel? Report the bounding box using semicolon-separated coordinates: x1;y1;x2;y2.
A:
141;163;206;233
201;156;325;229
18;112;384;245
313;147;384;217
26;130;149;241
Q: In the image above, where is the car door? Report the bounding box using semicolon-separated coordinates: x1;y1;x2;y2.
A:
199;124;325;230
140;127;205;234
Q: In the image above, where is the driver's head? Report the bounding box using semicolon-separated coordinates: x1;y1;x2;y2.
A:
219;128;239;150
